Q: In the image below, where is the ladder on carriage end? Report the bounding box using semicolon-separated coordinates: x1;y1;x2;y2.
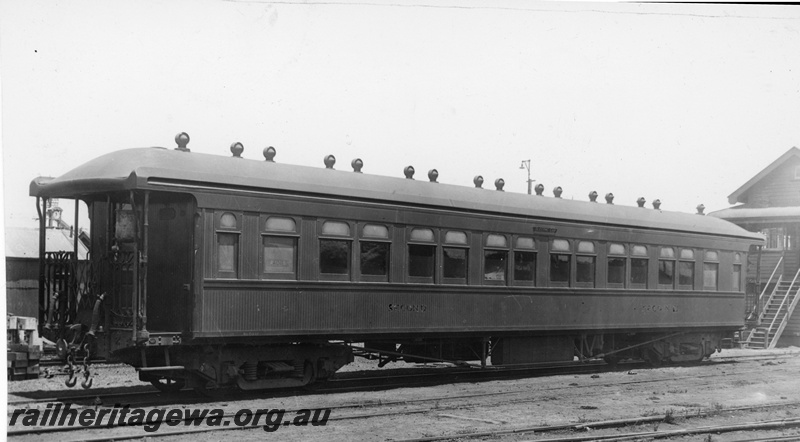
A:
746;265;800;349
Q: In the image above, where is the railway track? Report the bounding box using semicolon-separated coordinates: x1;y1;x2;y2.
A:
8;351;797;409
393;403;800;442
7;351;800;440
10;396;800;441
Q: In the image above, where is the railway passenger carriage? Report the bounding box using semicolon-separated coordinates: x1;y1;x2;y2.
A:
30;133;763;392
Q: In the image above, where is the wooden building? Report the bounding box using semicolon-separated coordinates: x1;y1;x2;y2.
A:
710;147;800;347
5;202;88;319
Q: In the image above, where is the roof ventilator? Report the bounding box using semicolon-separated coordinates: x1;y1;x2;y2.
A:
174;132;190;152
263;146;276;162
605;193;614;204
351;158;363;173
553;186;562;198
324;155;336;169
473;175;484;188
230;142;244;158
404;166;415;179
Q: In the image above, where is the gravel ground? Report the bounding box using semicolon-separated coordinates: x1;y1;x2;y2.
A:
7;346;800;441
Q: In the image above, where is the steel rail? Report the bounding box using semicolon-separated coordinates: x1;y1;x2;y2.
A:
394;403;800;442
8;351;799;409
17;400;799;442
8;360;799;437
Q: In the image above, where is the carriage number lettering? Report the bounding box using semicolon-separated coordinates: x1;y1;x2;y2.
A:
389;303;427;313
639;304;678;313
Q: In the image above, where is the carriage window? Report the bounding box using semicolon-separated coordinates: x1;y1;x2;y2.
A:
320;221;351;277
360;224;390;280
220;212;237;229
263;237;297;278
443;248;467;280
409;228;435;281
443;231;468;282
266;217;296;232
678;248;694;289
678;261;694;289
513;237;536;283
486;234;508;248
484;234;508;282
363;224;389;239
408;244;435;279
484;251;507;281
630;245;648;286
516;237;535;250
733;253;742;292
320;240;350;275
410;228;434;242
608;243;626;285
576;241;595;285
704;250;719;290
360;242;389;277
658;247;675;287
550;239;571;283
322;221;350;236
262;216;298;279
218;234;238;275
445;231;468;245
217;212;239;278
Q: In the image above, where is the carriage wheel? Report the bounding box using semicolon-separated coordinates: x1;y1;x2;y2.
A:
299;360;317;386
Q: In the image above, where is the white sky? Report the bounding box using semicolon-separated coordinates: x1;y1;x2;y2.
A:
1;0;800;229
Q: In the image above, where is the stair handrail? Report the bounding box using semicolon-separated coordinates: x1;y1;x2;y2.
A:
767;267;800;349
754;256;783;324
744;278;781;347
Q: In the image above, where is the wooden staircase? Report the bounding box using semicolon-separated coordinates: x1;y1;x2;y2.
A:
747;267;800;349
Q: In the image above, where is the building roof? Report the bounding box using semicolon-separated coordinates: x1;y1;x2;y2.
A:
709;205;800;223
5;227;88;259
30;147;763;241
727;146;800;205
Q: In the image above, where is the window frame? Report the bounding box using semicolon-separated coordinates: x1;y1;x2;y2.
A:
732;253;743;292
575;240;596;288
511;235;537;287
629;245;649;289
407;227;437;284
441;230;469;285
677;248;695;290
260;215;300;281
658;247;676;289
214;211;241;279
549;238;572;287
318;220;353;281
703;250;719;291
483;233;509;286
606;243;627;289
358;223;392;283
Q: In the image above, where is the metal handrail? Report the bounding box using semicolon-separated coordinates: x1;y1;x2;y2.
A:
756;256;783;323
744;277;781;347
767;267;800;349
